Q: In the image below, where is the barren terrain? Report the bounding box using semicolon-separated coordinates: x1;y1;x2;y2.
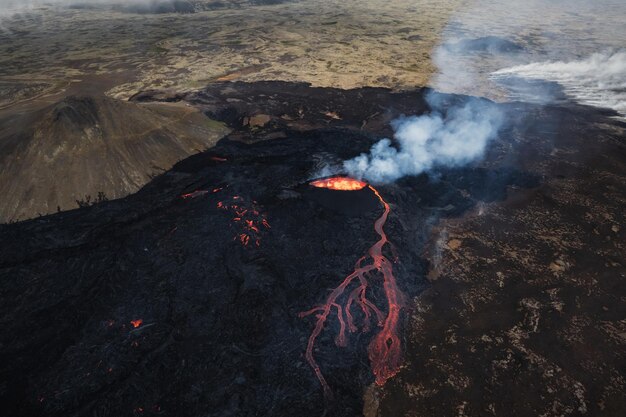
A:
0;2;624;416
1;82;624;417
0;0;459;108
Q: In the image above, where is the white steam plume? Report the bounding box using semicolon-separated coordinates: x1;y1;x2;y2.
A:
492;50;626;116
344;98;503;184
344;0;625;184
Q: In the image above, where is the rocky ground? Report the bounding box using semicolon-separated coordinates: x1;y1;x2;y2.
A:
0;0;457;107
376;104;626;416
0;0;459;222
0;82;624;416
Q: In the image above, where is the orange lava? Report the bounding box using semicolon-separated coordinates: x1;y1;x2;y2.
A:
310;177;367;191
179;187;269;248
301;179;404;398
217;195;271;247
181;190;209;199
181;187;223;200
130;319;143;328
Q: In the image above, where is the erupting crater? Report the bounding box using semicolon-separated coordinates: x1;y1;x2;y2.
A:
310;177;367;191
301;176;404;399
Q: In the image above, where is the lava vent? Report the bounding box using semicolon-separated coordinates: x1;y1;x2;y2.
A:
306;176;379;214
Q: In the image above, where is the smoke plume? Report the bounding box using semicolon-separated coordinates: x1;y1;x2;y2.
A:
493;50;626;117
345;0;625;184
344;97;503;184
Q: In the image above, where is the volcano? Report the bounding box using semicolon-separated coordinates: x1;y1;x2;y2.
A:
0;82;624;416
0;125;536;416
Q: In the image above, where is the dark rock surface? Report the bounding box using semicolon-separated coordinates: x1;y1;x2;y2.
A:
132;81;438;138
377;105;626;416
0;82;624;417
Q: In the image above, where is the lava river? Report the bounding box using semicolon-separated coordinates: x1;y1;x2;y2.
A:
301;177;404;399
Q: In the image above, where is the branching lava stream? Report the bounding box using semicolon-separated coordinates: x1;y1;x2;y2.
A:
302;177;404;399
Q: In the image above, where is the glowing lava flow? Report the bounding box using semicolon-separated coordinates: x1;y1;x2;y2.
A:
179;187;270;247
310;177;367;191
301;177;404;398
217;195;271;247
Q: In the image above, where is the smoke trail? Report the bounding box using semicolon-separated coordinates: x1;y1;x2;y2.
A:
345;0;625;184
492;50;626;116
344;97;503;184
342;1;514;184
344;12;507;184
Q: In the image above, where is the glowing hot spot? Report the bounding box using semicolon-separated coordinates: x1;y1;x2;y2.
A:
130;319;143;328
310;177;367;191
217;195;270;247
181;190;209;199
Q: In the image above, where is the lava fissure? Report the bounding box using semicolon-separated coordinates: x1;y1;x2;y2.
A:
301;178;404;398
217;195;271;247
180;187;270;247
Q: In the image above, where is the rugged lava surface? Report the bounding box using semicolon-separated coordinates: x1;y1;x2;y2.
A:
0;83;624;417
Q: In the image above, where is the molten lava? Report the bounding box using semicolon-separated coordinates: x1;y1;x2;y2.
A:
180;188;222;200
181;190;209;199
217;195;271;247
179;187;269;247
310;177;367;191
301;177;404;398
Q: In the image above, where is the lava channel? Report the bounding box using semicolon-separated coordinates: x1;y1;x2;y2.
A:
302;176;404;398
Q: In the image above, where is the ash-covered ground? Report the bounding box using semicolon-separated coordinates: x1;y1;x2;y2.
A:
0;82;624;417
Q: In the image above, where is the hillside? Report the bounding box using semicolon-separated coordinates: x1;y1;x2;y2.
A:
0;95;228;222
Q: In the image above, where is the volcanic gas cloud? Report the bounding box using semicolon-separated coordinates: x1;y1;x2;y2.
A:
302;177;404;398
